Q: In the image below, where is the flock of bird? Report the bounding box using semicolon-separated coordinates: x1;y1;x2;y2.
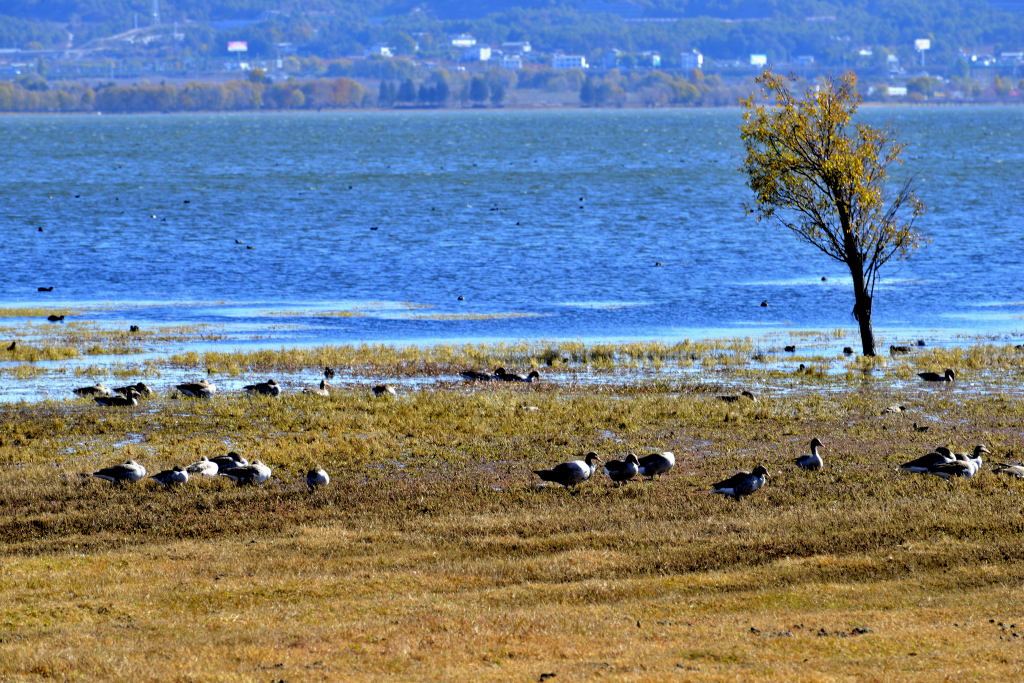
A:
89;451;330;491
74;361;1004;500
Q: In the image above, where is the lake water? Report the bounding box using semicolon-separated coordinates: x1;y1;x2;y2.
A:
1;107;1023;349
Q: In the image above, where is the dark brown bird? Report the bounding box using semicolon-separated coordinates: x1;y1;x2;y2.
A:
47;314;64;322
6;341;15;351
37;286;53;292
372;384;397;397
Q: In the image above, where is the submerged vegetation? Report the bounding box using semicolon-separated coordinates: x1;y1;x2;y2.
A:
2;330;1024;677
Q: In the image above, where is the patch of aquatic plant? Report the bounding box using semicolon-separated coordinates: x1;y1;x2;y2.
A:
1;343;80;362
0;307;83;319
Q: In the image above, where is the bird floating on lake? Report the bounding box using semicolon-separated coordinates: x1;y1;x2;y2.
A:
47;314;64;322
533;452;601;489
918;369;955;383
494;368;540;383
794;438;825;471
114;382;152;397
74;383;113;398
711;465;769;501
92;459;147;484
244;379;280;396
459;369;494;382
604;453;639;486
889;345;912;355
94;388;141;407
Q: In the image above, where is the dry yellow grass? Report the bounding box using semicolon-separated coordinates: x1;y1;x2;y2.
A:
2;346;1024;679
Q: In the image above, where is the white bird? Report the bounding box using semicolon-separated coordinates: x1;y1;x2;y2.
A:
186;456;219;476
533;452;601;489
151;466;189;487
794;437;824;471
711;465;769;500
92;459;147;484
304;380;331;396
306;467;330;490
637;451;675;480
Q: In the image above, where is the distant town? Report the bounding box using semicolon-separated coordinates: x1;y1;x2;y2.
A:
1;1;1022;112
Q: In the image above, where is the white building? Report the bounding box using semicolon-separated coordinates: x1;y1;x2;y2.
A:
680;49;703;70
462;46;491;62
451;34;477;48
502;41;532;54
552;54;588;70
501;54;523;70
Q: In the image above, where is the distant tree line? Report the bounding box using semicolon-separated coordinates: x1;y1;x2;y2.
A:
0;67;1021;113
0;75;368;113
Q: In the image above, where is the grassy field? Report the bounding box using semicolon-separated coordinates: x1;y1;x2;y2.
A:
3;341;1024;680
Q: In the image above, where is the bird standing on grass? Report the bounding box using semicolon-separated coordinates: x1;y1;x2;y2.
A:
533;452;601;490
637;451;675;480
711;466;769;501
307;467;330;490
604;453;639;486
794;438;824;471
372;384;397;397
92;459;147;484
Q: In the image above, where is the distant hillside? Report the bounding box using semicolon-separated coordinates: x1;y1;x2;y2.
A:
1;0;1022;66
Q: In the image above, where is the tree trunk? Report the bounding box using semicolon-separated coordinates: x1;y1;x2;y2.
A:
849;266;876;356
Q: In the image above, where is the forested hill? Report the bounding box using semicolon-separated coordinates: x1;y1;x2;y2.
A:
2;0;1023;65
